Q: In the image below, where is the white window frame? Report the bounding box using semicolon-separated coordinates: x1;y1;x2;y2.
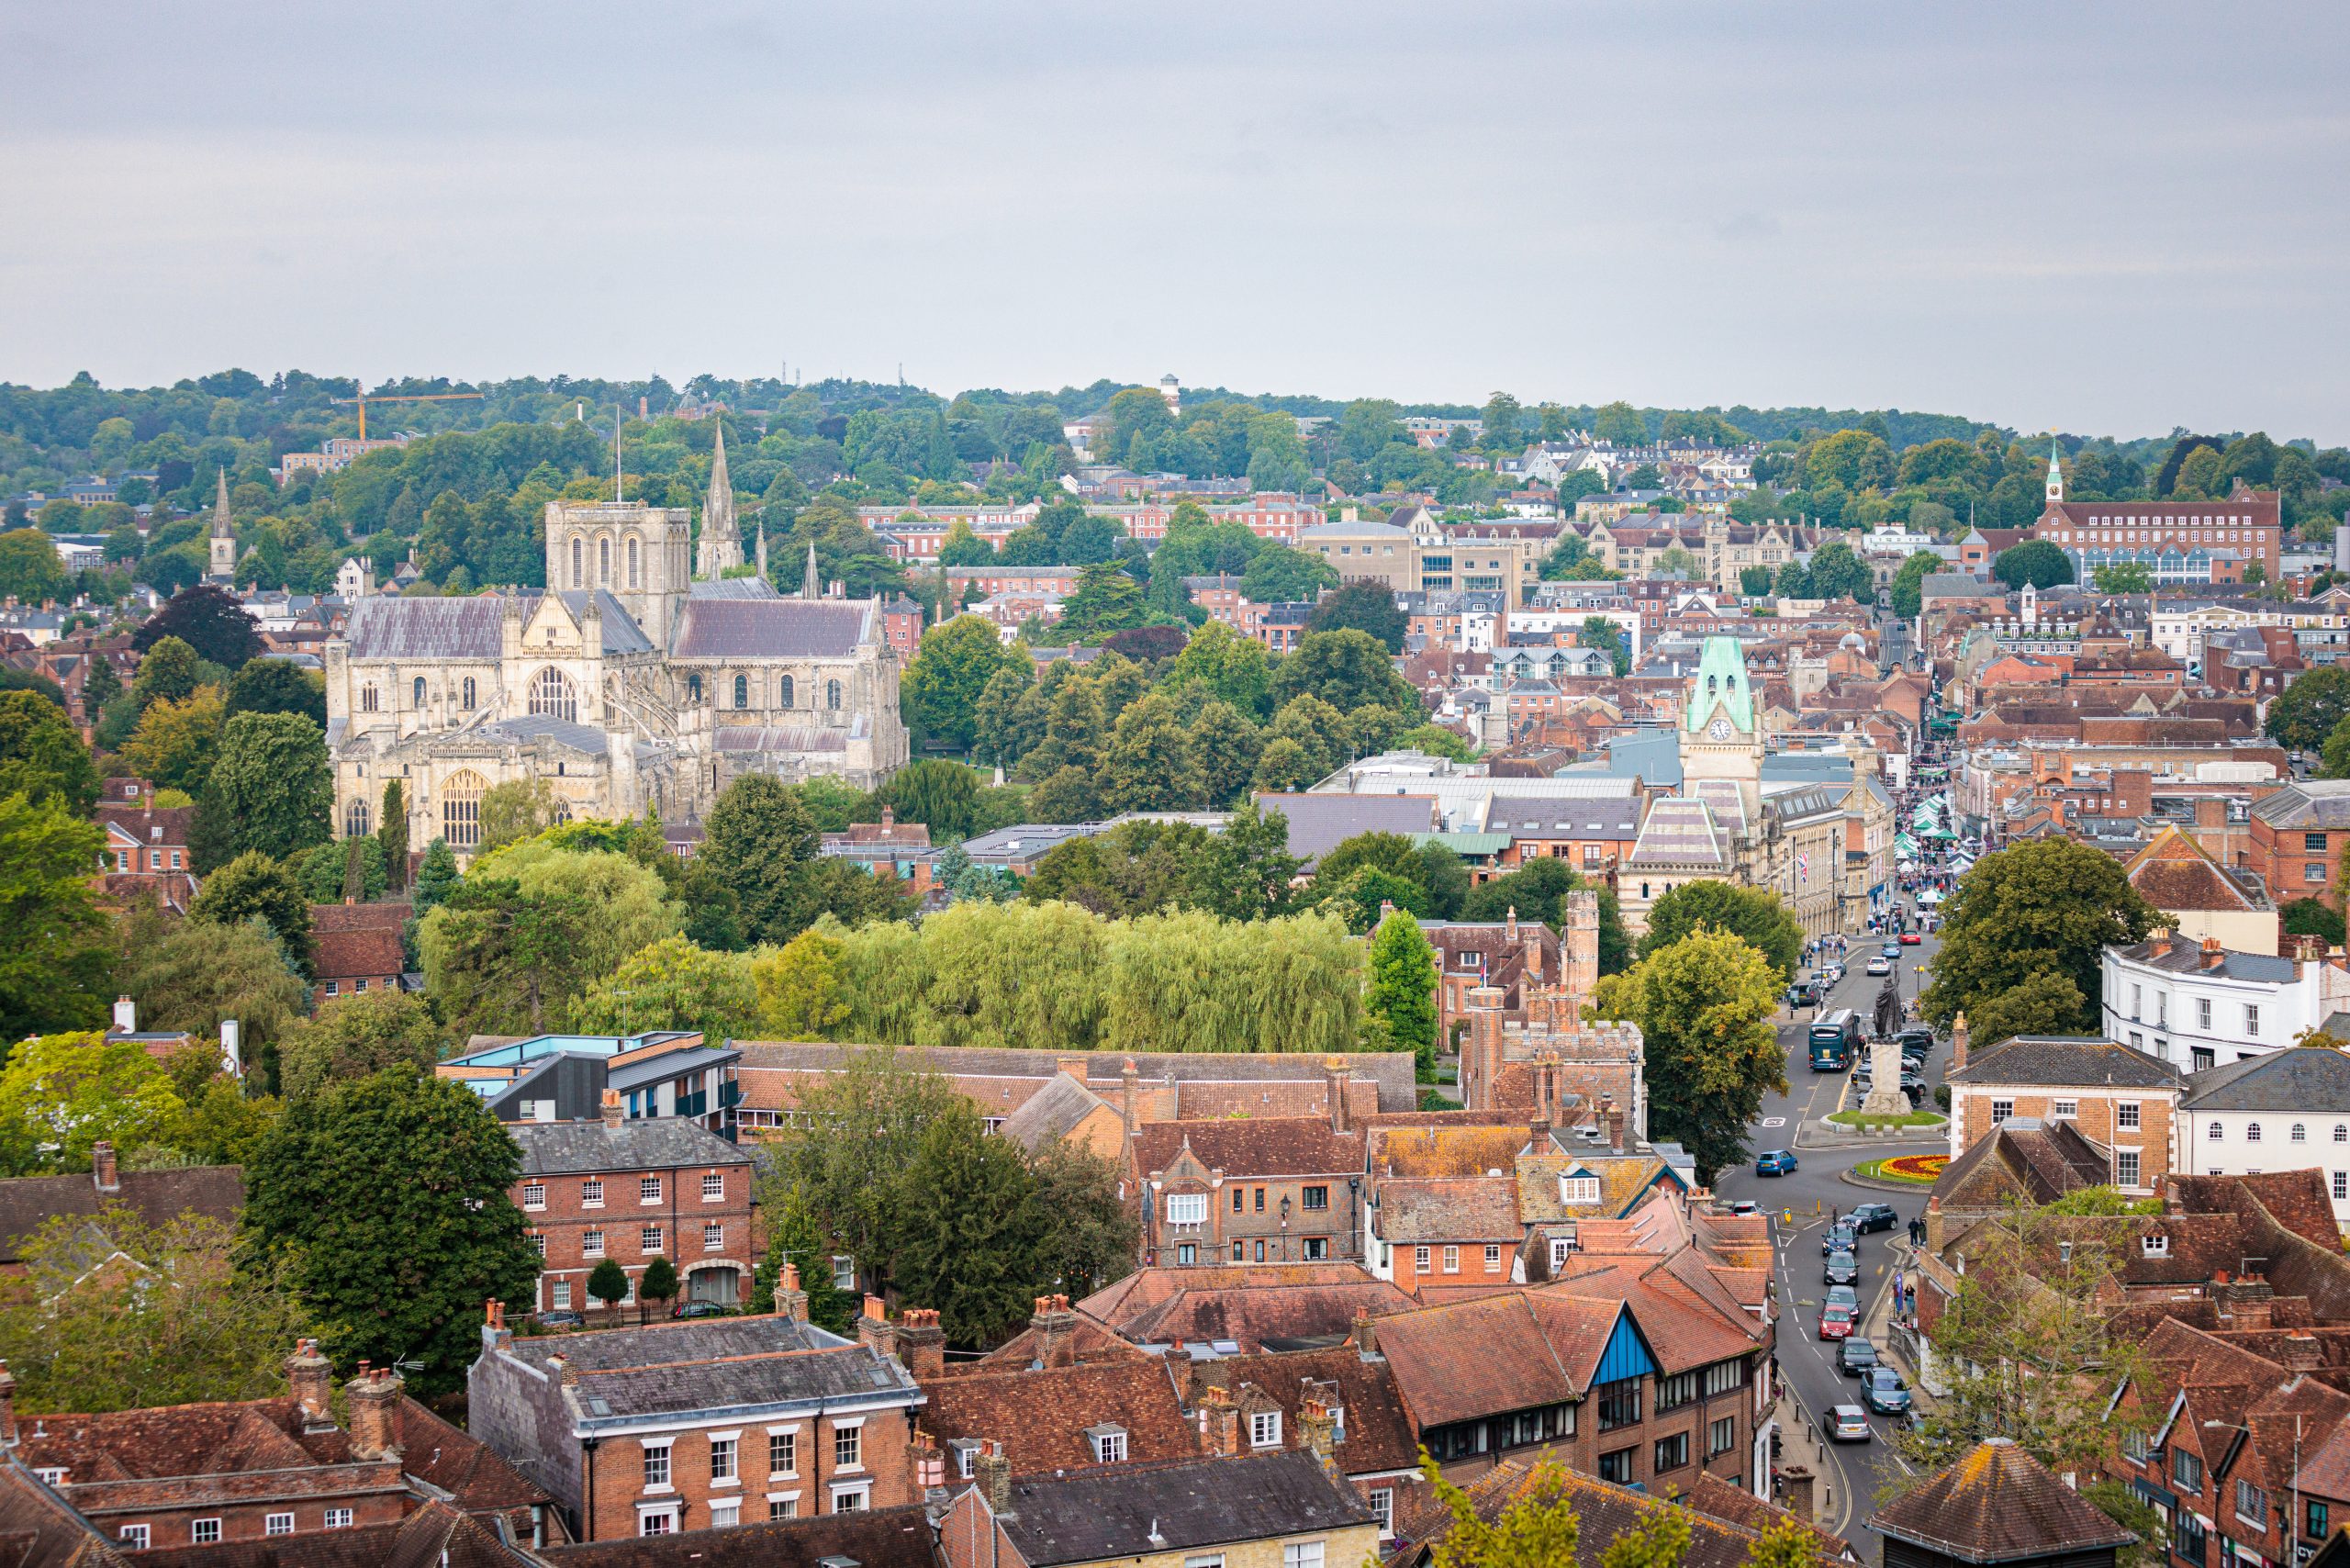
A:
829;1479;873;1513
1414;1245;1431;1271
582;1179;604;1208
710;1501;740;1529
709;1431;739;1485
583;1228;604;1257
1442;1244;1460;1273
2116;1149;2142;1188
833;1416;866;1473
1094;1428;1128;1463
641;1438;675;1493
1251;1411;1283;1449
767;1493;802;1520
1167;1193;1207;1226
2118;1101;2141;1130
767;1424;800;1477
1283;1542;1326;1568
522;1182;546;1210
265;1512;294;1537
636;1502;680;1536
325;1508;352;1529
119;1527;150;1550
1369;1487;1394;1537
192;1519;222;1545
641;1175;663;1204
2052;1099;2077;1119
702;1171;725;1202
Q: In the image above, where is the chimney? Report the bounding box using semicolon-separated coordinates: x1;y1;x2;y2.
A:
112;995;135;1035
2150;927;2172;958
1299;1398;1340;1476
287;1338;333;1427
857;1295;896;1359
0;1361;14;1447
2283;1331;2324;1372
90;1141;118;1195
1782;1463;1818;1524
344;1361;404;1462
1349;1308;1378;1357
897;1308;946;1382
1606;1101;1626;1153
774;1262;809;1322
880;806;895;831
1924;1195;1945;1253
1378;900;1396;924
1121;1058;1140;1137
1196;1384;1240;1457
1056;1057;1087;1084
1505;904;1518;944
1030;1294;1077;1368
482;1299;512;1354
1951;1013;1968;1072
2297;934;2325;963
974;1439;1014;1516
547;1351;576;1385
2201;935;2226;971
1324;1056;1350;1134
601;1088;623;1129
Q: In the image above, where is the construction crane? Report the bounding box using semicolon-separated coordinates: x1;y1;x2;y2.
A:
330;388;484;440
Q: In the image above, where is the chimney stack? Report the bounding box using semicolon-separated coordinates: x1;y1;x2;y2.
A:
112;995;136;1035
1952;1012;1968;1071
857;1295;896;1359
1030;1295;1077;1368
1782;1464;1818;1523
1605;1100;1625;1153
1349;1308;1378;1357
0;1361;14;1447
344;1361;404;1462
1324;1056;1350;1134
1196;1384;1240;1457
1056;1057;1087;1083
896;1308;946;1382
1120;1058;1140;1137
601;1089;623;1129
90;1141;118;1195
774;1262;809;1322
2283;1331;2325;1372
287;1338;333;1428
2150;927;2173;958
974;1439;1014;1516
1300;1398;1339;1476
2201;935;2226;972
482;1300;513;1354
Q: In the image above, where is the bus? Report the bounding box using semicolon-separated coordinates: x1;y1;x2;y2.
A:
1808;1010;1861;1072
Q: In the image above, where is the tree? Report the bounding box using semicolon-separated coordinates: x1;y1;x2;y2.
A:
753;1185;860;1333
0;1032;188;1176
1304;582;1406;652
2268;667;2350;752
1418;1452;1582;1568
1599;1502;1692;1568
1579;617;1630;677
1368;912;1439;1079
638;1255;678;1324
1460;858;1632;975
1100;691;1202;812
1920;840;2159;1033
1804;430;1896;493
121;687;226;794
902;616;1010;752
476;777;565;854
875;758;985;837
134;585;263;667
206;711;334;860
298;834;386;903
419;846;681;1036
0;1210;314;1415
1312;831;1425;893
568;935;760;1036
1163;619;1273;719
2320;713;2350;779
190;851;315;974
1991;540;2075;590
79;648;121;714
1964;970;2089;1047
752;928;852;1037
0;689;97;812
1268;629;1417;718
587;1258;631;1316
1190;700;1264;805
0;529;66;604
2281;896;2346;947
224;658;326;727
1394;723;1474;763
1773;561;1811;598
1057;560;1148;642
279;989;447;1103
411;837;459;915
1741;1514;1822;1568
1193;801;1302;921
132;635;202;710
379;779;409;890
1593;928;1785;1180
1806;541;1873;601
240;1069;535;1400
1029;764;1103;822
1029;1141;1141;1298
701;775;822;946
2092;561;2154;594
1638;880;1804;982
1888;550;1941;620
890;1100;1051;1347
765;1047;962;1298
1738;566;1773;597
122;914;309;1093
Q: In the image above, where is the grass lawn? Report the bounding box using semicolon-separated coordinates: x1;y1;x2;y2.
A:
1827;1109;1947;1129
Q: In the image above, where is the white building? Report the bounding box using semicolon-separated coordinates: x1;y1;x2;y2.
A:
2175;1047;2350;1231
2101;932;2350;1072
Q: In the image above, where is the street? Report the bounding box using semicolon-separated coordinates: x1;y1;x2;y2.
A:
1711;913;1949;1553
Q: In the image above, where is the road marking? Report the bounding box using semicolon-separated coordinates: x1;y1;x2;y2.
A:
1761;1116;1786;1127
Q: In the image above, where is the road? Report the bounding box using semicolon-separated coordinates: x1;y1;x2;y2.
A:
1712;912;1949;1553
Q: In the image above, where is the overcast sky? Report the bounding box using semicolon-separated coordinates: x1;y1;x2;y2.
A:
5;2;2345;442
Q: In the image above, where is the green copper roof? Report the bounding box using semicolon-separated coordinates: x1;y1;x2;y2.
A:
1683;634;1755;734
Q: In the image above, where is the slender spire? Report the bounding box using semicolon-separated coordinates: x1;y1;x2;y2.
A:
755;520;768;584
803;541;821;599
2044;437;2065;504
209;468;233;538
696;421;742;578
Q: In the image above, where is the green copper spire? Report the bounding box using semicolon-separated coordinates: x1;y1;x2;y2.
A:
1684;634;1754;734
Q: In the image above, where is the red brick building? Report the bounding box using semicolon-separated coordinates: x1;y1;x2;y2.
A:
1132;1116;1367;1269
92;791;197;912
2249;781;2350;910
310;901;408;1003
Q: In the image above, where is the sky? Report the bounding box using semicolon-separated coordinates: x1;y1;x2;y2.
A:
4;1;2347;442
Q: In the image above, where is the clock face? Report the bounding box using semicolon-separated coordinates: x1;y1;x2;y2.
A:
1707;717;1734;740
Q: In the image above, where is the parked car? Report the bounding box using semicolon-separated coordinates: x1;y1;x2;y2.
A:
1881;942;1901;959
1895;1027;1935;1056
1755;1148;1798;1177
1863;1367;1912;1416
1786;980;1822;1009
1824;1404;1873;1443
1899;932;1923;946
1839;1338;1879;1376
1850;1203;1899;1234
670;1301;732;1319
1818;1304;1857;1340
536;1311;585;1329
1727;1200;1761;1216
1824;1249;1859;1286
1865;956;1893;976
1822;1220;1857;1255
1825;1284;1859;1314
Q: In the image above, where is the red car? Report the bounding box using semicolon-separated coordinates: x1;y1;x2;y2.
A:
1899;933;1923;946
1818;1304;1857;1340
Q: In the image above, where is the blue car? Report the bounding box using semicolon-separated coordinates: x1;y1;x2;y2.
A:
1880;942;1901;960
1755;1149;1798;1176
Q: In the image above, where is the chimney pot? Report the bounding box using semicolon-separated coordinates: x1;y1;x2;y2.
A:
345;1361;404;1462
975;1439;1014;1516
90;1141;118;1195
600;1089;623;1128
287;1338;333;1427
112;995;136;1035
774;1263;809;1323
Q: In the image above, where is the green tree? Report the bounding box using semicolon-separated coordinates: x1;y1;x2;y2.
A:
0;529;67;604
0;1032;188;1175
476;777;565;854
279;989;448;1103
410;837;459;915
1964;970;2089;1047
1593;928;1785;1180
1592;400;1648;445
134;585;263;668
0;690;97;812
890;1099;1050;1347
1580;617;1630;677
379;778;409;891
567;935;760;1036
765;1047;961;1297
299;834;386;904
1238;545;1334;606
1804;429;1896;493
121;913;309;1093
1418;1452;1582;1568
1739;566;1773;597
902;615;1010;752
1991;540;2075;590
1193;801;1302;921
132;635;202;710
1460;858;1632;975
1163;619;1273;719
1305;582;1408;652
1189;699;1264;806
1029;763;1103;823
752;927;854;1038
122;687;226;794
1806;541;1873;601
875;758;985;837
2092;561;2154;594
587;1258;631;1316
753;1184;861;1333
1268;629;1417;717
2281;896;2346;947
1599;1501;1692;1568
241;1066;541;1393
190;850;315;974
1638;880;1804;982
1100;691;1202;812
2269;667;2350;752
1251;735;1319;793
1773;560;1812;598
1888;550;1942;620
0;1211;314;1414
223;659;326;727
79;649;121;715
1394;723;1474;763
1057;560;1148;642
1368;911;1439;1078
1740;1513;1823;1568
1919;840;2159;1033
420;846;680;1036
701;774;822;946
637;1255;678;1323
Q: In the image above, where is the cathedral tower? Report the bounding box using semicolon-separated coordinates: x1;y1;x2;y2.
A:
1680;634;1763;824
694;421;744;579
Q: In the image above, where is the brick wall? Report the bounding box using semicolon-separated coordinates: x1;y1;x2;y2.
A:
1948;1086;2177;1192
583;1406;917;1540
517;1159;755;1316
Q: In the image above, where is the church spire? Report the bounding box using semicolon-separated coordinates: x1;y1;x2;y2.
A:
803;541;821;599
209;467;233;539
207;469;238;581
755;519;768;584
695;421;743;578
2045;437;2065;504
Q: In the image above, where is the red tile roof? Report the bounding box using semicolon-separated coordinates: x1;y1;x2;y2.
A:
919;1361;1196;1476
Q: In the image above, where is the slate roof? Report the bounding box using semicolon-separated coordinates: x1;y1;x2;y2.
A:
163;1502;534;1568
0;1166;245;1265
670;598;872;659
2252;781;2350;829
342;595;513;661
2113;937;2296;983
918;1361;1196;1476
1374;1176;1522;1242
1479;797;1642;839
996;1072;1113;1153
2183;1047;2350;1112
995;1450;1371;1566
1250;792;1441;861
1623;795;1727;869
551;590;655;655
1078;1264;1414;1352
1133;1119;1364;1180
464;714;610;756
712;723;848;753
540;1503;941;1568
1871;1439;2135;1562
499;1316;916;1421
509;1118;751;1178
686;576;781;601
1949;1036;2185;1089
1930;1119;2111;1211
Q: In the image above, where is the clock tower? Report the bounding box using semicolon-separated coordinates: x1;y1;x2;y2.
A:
1681;634;1763;823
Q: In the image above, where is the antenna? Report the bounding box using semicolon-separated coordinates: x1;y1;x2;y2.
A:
614;409;623;503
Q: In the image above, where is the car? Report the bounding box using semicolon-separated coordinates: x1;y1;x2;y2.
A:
1863;1367;1912;1416
1849;1203;1899;1233
536;1310;585;1328
1881;941;1901;959
670;1302;731;1319
1727;1199;1760;1216
1825;1284;1859;1314
1818;1304;1856;1340
1822;1220;1857;1255
1824;1404;1872;1443
1865;956;1892;976
1839;1338;1879;1376
1825;1249;1859;1286
1785;980;1821;1009
1900;932;1923;946
1755;1148;1798;1177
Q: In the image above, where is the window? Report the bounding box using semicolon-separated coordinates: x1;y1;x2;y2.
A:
770;1497;799;1520
1658;1371;1698;1410
832;1484;870;1514
2296;1124;2310;1143
2175;1449;2203;1492
2199;997;2212;1029
361;683;380;712
1990;1100;2014;1126
1415;1246;1431;1272
1304;1238;1328;1260
441;769;487;847
2310;1501;2330;1540
413;675;427;709
1302;1185;1327;1210
531;1232;546;1258
641;1176;663;1203
1709;1417;1737;1456
644;1441;673;1489
711;1436;736;1482
834;1423;862;1470
2117;1149;2141;1187
1485;1244;1502;1271
1251;1411;1282;1449
734;674;749;709
2118;1102;2141;1130
2247;1004;2261;1035
1369;1488;1394;1537
345;799;372;837
2248;1123;2263;1143
462;676;476;710
326;1509;352;1529
583;1229;604;1257
2143;1233;2170;1257
2052;1099;2077;1119
192;1520;221;1545
769;1430;797;1475
2237;1479;2267;1527
779;675;794;708
266;1513;294;1536
2210;1121;2225;1140
1092;1428;1127;1463
1442;1245;1460;1273
1232;1240;1246;1261
2310;833;2331;853
530;666;578;722
583;1179;604;1207
710;1502;738;1529
1253;1240;1266;1262
1653;1433;1690;1473
1168;1193;1207;1226
1255;1187;1266;1212
552;1281;572;1309
1597;1377;1642;1431
2334;1171;2347;1202
1704;1360;1746;1397
1232;1188;1245;1214
641;1225;664;1255
702;1172;724;1202
639;1507;677;1537
119;1527;149;1549
703;1221;723;1251
827;680;843;710
1598;1448;1635;1484
2338;1126;2348;1144
522;1182;546;1210
1282;1543;1325;1568
2121;1429;2151;1462
628;536;640;588
571;535;583;587
599;537;610;584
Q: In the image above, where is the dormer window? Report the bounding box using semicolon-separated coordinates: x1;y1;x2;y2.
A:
1087;1424;1128;1464
1249;1412;1282;1449
1560;1174;1601;1205
2143;1233;2170;1258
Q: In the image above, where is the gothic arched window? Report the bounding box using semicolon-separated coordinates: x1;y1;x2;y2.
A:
687;673;702;704
778;675;795;709
360;684;379;713
344;798;372;838
733;674;749;710
529;667;578;722
442;769;488;849
461;677;476;711
412;676;427;709
826;679;843;711
628;535;640;588
571;535;583;588
599;536;611;586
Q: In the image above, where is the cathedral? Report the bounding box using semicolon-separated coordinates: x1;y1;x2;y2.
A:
321;424;909;858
